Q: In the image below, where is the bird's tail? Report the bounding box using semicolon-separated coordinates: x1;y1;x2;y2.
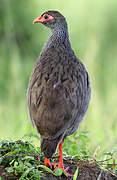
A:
41;135;62;158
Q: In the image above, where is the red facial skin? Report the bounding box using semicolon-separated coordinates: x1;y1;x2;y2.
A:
33;14;54;23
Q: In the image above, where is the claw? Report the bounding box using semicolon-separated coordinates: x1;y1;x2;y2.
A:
44;158;52;168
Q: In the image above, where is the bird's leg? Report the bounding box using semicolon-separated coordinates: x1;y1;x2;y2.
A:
43;140;73;176
54;140;73;177
57;140;63;168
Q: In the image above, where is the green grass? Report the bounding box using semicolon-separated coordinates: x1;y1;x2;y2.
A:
0;139;117;179
0;140;45;179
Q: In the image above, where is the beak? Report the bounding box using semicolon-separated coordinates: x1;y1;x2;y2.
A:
33;16;42;24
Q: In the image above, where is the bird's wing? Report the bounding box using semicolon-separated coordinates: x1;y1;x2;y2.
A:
27;48;91;139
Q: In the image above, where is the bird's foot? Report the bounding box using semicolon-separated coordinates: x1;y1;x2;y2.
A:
54;164;73;177
44;158;53;169
44;158;59;169
44;158;73;176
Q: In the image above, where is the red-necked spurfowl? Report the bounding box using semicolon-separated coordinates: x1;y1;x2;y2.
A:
27;10;91;176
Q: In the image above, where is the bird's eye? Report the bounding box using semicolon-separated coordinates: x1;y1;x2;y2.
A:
44;15;48;19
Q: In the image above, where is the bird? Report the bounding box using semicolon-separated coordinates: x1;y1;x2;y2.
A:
27;10;91;176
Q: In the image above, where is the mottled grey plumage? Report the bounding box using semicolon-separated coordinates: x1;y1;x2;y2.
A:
27;11;91;158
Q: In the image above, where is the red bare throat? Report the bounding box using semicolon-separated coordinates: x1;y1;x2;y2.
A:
33;14;54;23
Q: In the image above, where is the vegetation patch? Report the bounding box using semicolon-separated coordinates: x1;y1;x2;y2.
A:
0;140;117;179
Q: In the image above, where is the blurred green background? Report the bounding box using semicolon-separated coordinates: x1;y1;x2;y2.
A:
0;0;117;154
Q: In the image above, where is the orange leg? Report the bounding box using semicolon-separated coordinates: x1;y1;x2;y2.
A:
54;140;73;177
57;140;63;168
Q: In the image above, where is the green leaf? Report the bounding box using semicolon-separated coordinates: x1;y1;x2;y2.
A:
73;167;79;180
6;167;14;173
9;159;15;165
0;177;4;180
0;142;3;148
97;171;102;180
5;150;18;156
78;134;89;143
54;168;63;176
0;157;3;164
38;165;68;177
38;165;55;175
38;165;69;177
19;167;34;179
22;156;34;160
115;169;117;175
103;152;112;156
14;161;18;167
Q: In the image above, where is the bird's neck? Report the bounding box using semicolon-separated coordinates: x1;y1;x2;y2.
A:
43;26;72;51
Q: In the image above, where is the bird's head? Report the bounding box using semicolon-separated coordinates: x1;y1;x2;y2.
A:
33;11;67;30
